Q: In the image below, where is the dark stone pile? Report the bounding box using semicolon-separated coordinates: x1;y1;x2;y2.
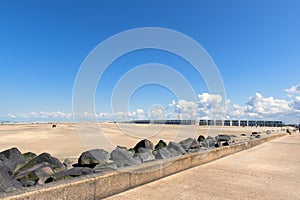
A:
0;134;237;193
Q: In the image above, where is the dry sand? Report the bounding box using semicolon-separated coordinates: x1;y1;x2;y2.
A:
0;122;284;162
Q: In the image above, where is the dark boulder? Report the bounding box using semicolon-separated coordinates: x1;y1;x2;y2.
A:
167;142;186;155
0;148;26;174
251;132;259;135
214;142;220;148
133;139;154;153
266;130;271;134
154;140;167;150
179;138;200;151
167;148;182;157
153;148;171;159
255;135;261;139
0;169;21;192
135;148;155;163
63;159;73;168
93;163;117;174
241;133;246;137
215;134;231;142
114;146;135;157
127;148;135;156
110;147;141;168
78;149;109;167
17;153;65;173
201;136;217;148
21;180;36;187
0;157;15;176
46;167;94;183
14;162;54;186
222;141;230;146
23;152;37;162
197;135;206;143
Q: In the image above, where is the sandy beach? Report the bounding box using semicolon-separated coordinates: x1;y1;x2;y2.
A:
0;122;284;162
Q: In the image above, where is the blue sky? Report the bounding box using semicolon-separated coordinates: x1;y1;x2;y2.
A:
1;0;300;123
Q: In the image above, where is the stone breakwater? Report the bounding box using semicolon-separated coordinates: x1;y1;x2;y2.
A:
0;130;283;196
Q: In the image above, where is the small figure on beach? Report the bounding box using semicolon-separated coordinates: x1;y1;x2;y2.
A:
286;128;291;135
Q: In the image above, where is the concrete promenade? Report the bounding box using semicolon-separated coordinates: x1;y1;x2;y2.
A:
106;134;300;200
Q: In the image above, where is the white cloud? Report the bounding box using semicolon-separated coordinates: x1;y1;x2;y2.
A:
7;84;300;124
197;93;226;119
285;84;300;97
289;96;300;111
7;111;73;121
8;113;16;118
175;100;199;119
245;93;292;116
148;105;165;120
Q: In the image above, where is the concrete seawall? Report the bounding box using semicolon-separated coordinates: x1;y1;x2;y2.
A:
2;133;286;200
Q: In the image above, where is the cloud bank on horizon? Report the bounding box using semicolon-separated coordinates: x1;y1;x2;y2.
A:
7;84;300;124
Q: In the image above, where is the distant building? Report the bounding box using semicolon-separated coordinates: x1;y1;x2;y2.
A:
224;120;231;126
208;120;215;126
199;120;207;126
265;121;275;127
274;121;283;127
248;120;256;127
240;120;247;127
257;121;265;127
232;120;239;126
215;120;223;126
131;119;283;127
197;119;282;127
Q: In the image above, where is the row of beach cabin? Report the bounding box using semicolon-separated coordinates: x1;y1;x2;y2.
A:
130;120;282;127
199;120;282;127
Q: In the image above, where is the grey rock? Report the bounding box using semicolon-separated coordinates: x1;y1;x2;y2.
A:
0;169;21;192
215;134;232;142
18;153;65;173
110;147;141;168
197;135;206;143
0;148;26;174
78;149;109;167
222;141;230;146
63;159;73;168
202;136;217;148
14;162;54;186
133;139;154;153
255;135;261;139
167;148;182;157
0;157;14;176
21;180;36;187
241;133;247;137
154;148;171;159
94;163;117;173
179;138;200;151
23;152;37;162
154;140;167;150
167;142;186;155
135;148;155;163
137;153;155;163
46;167;94;183
214;142;221;148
